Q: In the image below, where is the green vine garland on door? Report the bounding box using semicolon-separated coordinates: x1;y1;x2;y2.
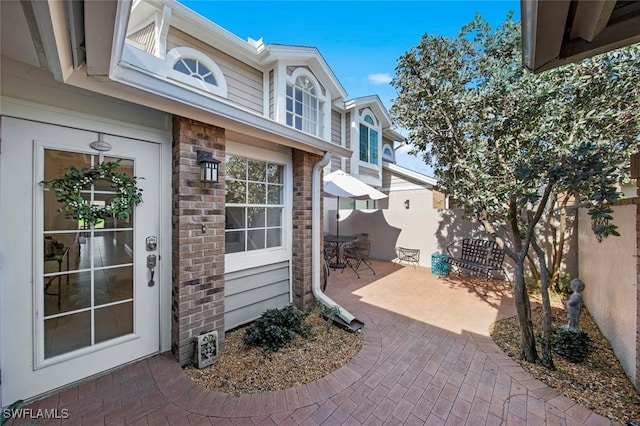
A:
41;160;143;229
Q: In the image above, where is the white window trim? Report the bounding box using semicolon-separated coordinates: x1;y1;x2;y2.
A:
283;67;330;140
166;47;228;98
357;108;382;168
224;141;292;273
382;143;394;162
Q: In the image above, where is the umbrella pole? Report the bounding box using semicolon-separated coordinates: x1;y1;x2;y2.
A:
336;196;340;238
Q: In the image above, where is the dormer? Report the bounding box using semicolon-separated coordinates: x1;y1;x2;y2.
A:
344;96;397;187
265;45;347;142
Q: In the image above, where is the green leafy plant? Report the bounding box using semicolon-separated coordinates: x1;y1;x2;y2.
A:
41;160;143;229
551;327;591;363
243;305;311;352
316;302;341;333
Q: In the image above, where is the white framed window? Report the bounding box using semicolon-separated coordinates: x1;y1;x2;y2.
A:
382;144;394;162
225;155;285;254
166;47;227;97
359;112;379;165
285;70;325;138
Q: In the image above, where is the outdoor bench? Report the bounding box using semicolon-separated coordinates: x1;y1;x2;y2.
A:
446;239;507;280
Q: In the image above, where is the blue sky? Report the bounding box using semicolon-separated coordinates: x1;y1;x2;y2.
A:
180;1;520;176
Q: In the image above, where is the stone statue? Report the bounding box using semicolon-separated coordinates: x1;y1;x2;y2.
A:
565;278;585;332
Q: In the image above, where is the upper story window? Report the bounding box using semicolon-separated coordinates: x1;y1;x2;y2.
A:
173;58;217;85
359;113;379;165
382;144;394;162
166;47;227;97
286;72;325;138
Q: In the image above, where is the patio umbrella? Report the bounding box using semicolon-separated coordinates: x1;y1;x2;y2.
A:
323;170;387;237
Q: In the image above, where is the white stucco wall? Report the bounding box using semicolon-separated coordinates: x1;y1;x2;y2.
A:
578;205;637;386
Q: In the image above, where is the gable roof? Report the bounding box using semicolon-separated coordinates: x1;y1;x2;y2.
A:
383;162;438;187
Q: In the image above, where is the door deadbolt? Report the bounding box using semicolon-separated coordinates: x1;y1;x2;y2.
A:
146;236;157;251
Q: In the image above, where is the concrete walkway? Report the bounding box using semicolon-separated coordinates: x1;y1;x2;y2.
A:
17;261;617;425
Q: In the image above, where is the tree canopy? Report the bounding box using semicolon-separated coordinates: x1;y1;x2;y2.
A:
390;13;640;364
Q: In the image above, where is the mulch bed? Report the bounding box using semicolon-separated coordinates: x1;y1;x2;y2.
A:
490;295;640;424
184;310;363;395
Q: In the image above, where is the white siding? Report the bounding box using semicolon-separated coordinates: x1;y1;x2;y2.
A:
331;109;342;146
224;261;290;330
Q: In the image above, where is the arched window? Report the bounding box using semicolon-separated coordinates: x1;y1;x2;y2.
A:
286;70;325;137
359;112;379;165
166;47;227;97
382;144;394;162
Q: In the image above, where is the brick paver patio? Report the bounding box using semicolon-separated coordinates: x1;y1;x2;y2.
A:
15;260;617;425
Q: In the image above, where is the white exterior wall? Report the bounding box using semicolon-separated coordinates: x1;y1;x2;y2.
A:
578;205;637;386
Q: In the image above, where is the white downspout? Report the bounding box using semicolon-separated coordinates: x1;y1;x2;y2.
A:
312;152;357;325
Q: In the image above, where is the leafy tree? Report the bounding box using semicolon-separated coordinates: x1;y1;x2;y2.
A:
391;13;640;367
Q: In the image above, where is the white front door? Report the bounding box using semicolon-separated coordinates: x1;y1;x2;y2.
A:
1;118;161;402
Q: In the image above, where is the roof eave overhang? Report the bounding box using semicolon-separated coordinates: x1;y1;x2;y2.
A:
521;0;640;73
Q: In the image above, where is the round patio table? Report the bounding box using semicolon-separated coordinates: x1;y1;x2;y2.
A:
324;235;357;270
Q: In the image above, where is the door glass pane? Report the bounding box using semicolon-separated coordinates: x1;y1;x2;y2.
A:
45;311;91;359
93;157;134;192
44;191;88;231
94;193;134;229
95;302;133;344
43;233;82;273
92;231;133;268
95;266;133;306
42;150;138;360
44;150;90;182
44;271;91;316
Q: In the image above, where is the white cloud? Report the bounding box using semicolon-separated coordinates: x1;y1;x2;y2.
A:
367;73;393;85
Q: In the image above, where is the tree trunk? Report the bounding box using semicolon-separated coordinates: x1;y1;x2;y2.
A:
550;197;569;292
526;252;541;284
513;258;538;363
532;238;555;370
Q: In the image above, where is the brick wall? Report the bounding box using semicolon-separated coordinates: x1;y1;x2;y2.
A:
432;190;446;209
292;149;320;312
172;116;226;365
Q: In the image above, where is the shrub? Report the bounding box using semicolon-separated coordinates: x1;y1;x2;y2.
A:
551;326;591;363
243;305;311;352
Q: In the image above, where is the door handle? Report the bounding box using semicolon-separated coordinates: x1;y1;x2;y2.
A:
147;254;157;287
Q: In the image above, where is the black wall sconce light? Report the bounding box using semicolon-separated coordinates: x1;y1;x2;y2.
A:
404;199;410;209
197;150;220;183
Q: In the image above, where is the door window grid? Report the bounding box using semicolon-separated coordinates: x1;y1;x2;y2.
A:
42;150;135;359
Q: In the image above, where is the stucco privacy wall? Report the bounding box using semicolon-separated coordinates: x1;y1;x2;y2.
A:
172;116;226;365
327;208;579;280
578;204;638;387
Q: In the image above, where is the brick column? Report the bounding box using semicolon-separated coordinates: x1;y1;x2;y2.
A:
172;116;226;365
292;149;321;312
